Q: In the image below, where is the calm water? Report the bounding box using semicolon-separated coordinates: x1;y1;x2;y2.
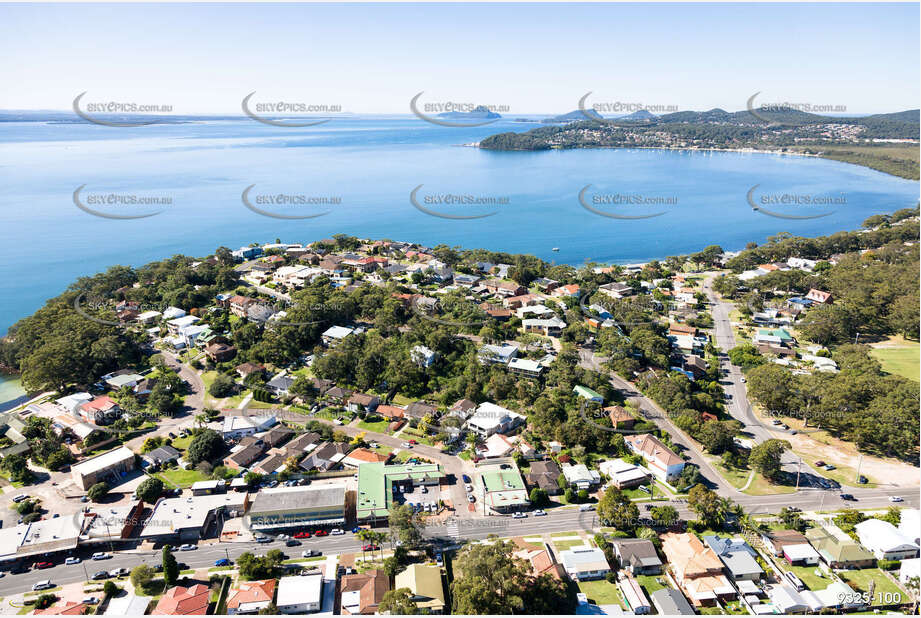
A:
0;116;917;336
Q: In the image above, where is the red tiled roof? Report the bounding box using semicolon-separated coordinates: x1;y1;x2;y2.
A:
226;579;276;612
152;584;210;615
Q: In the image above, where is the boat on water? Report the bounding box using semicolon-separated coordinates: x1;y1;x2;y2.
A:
552;247;560;252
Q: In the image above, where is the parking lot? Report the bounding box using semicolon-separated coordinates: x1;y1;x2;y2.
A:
396;484;442;513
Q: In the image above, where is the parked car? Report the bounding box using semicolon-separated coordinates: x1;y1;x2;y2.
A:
255;535;272;543
302;550;321;558
408;439;418;445
12;494;28;503
91;552;112;560
890;496;904;502
214;558;231;567
65;557;81;565
512;512;527;519
110;568;129;577
401;442;412;448
81;597;100;605
823;464;836;471
533;510;547;516
92;570;110;580
294;531;312;539
579;504;595;511
840;493;856;501
330;528;345;535
462;474;471;483
814;460;826;467
285;539;301;547
785;571;805;591
33;562;54;570
464;484;473;492
32;580;54;591
362;544;379;551
178;544;197;551
468;495;475;503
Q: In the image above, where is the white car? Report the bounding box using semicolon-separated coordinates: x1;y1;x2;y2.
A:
82;597;99;605
533;510;547;516
91;552;111;561
110;568;129;577
401;442;412;448
579;504;595;512
32;580;54;591
65;557;81;565
464;484;473;492
889;496;904;502
330;528;345;535
178;544;197;551
512;512;527;519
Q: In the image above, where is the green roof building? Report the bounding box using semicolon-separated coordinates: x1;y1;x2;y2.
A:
356;462;444;522
476;457;530;513
757;328;793;341
573;385;604;403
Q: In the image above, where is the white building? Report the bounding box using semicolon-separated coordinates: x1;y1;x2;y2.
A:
277;574;323;614
222;415;277;439
854;519;920;561
562;463;602;490
560;546;611;581
466;402;525;438
321;325;354;346
411;345;437;368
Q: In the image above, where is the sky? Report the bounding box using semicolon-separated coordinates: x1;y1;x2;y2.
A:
0;2;918;115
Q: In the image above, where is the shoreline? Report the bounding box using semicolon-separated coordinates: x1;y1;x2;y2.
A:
464;142;822;158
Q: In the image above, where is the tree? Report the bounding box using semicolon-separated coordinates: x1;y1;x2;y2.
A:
650;505;680;528
257;603;278;615
529;487;549;507
597;486;640;533
186;429;224;465
379;588;420;614
209;373;236;398
748;439;790;480
136;477;164;503
388;504;423;548
382;556;405;580
162;546;179;587
130;564;154;591
450;539;531;614
87;482;109;502
34;594;58;610
688;484;724;528
103;580;120;598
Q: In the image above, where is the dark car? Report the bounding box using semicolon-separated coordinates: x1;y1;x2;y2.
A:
462;474;471;483
92;570;110;580
840;493;856;501
285;539;301;547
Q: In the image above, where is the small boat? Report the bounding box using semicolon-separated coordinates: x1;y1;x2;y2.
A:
551;247;560;252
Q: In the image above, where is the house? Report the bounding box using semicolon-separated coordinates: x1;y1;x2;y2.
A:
559;546;611;580
573;385;604;403
223;438;267;470
226;579;277;615
552;283;581;298
324;386;353;404
235;362;266;380
661;533;736;606
562;463;602;491
56;392;94;414
483;279;526;297
103;593;152;615
143;445;181;467
79;396;121;425
394;564;446;614
523;316;567;337
514;547;566;579
806;288;832;304
404;401;438;421
299;441;351;472
605;406;635;430
899;509;920;545
411;345;437;368
624;434;685;482
767;585;810;614
612;538;663;575
266;375;295;398
477;343;518;365
276;574;323;614
466;402;525;438
342;448;390;468
346;393;380;414
668;323;698;337
650;588;695;615
899;557;920;586
252;453;288;475
33;601;90;615
104;372;145;390
599;282;635;299
151;584;211;615
321;325;354;346
222;414;276;439
262;425;295;448
702;535;764;581
206;342;237;363
806;525;876;569
190;480;226;496
282;432;322;458
533;277;559;292
340;569;389;615
783;543;822;566
448;398;477;419
167;314;200;335
599;459;652;490
376;404;406;421
854;519;920;561
526;459;563;495
477;433;517;459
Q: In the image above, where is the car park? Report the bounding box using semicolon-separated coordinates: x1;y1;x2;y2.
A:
65;557;81;565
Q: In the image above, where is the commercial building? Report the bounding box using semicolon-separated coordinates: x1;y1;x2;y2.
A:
476;458;529;514
141;492;248;542
245;485;346;532
71;446;136;490
357;462;444;522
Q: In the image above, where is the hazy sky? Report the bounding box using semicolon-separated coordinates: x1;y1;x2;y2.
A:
1;3;918;114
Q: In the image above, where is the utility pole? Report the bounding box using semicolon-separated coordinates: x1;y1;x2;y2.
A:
795;458;802;491
855;455;863;484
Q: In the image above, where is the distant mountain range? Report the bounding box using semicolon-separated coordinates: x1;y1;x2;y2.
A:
437;105;501;120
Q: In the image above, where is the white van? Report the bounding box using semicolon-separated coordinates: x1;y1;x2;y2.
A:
32;580;54;591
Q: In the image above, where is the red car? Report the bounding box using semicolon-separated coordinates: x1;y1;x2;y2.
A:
294;532;311;539
408;439;417;445
314;530;328;537
33;561;54;569
362;544;379;551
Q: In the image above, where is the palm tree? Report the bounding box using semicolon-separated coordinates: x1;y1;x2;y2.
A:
194;413;208;429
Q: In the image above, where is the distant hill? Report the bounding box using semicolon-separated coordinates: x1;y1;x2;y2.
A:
437;105;501;120
542;109;603;123
620;109;658;122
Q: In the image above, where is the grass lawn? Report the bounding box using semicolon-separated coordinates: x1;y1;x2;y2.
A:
714;462;751;490
155;467;209;488
635;574;667;597
552;538;590;551
171;435;193;451
839;568;907;606
390;394;413;406
577;580;625;608
742;473;797;496
787;564;833;591
870;342;919;382
356;419;392;433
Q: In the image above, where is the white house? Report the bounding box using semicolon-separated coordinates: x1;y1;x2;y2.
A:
854;519;920;561
276;574;323;614
899;557;920;586
321;325;354;346
562;463;602;491
411;345;437;368
466;402;525;438
560;546;611;581
599;459;652;489
624;434;685;482
222;415;277;440
167;314;199;335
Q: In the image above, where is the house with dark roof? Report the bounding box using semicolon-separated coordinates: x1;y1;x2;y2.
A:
262;425;295;448
299;442;351;472
143;445;182;467
526;459;563;495
223;438;267;470
282;432;322;458
612;538;663;575
405;401;438;421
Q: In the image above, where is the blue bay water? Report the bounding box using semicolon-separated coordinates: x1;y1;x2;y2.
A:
0;116;917;338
